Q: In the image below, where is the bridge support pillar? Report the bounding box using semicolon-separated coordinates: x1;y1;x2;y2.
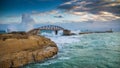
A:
55;30;58;35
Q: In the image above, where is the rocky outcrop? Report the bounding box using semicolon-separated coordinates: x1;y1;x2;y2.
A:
63;30;71;36
0;34;58;68
63;30;76;36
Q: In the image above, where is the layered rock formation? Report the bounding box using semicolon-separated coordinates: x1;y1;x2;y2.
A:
0;34;58;68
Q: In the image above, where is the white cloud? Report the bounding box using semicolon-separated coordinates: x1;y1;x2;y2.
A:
31;10;59;16
0;16;21;24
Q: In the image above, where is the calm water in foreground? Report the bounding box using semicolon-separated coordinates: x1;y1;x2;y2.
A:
23;32;120;68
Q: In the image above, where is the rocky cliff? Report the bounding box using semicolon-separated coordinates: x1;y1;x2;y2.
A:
0;34;58;68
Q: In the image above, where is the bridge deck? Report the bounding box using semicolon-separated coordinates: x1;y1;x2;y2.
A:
27;25;65;35
38;25;64;30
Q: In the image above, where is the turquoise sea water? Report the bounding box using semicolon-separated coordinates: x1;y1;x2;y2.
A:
23;32;120;68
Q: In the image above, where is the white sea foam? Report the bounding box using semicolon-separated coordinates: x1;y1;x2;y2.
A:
71;30;81;35
58;57;70;60
50;36;80;44
38;60;59;66
41;31;81;44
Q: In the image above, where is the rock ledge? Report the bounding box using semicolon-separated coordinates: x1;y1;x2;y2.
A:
0;34;58;68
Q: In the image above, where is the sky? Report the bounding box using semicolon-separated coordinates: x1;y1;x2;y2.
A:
0;0;120;31
0;0;64;23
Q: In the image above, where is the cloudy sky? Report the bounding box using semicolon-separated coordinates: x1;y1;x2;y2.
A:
0;0;120;24
0;0;120;31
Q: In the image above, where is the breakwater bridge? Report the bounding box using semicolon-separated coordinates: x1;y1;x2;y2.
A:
27;25;71;35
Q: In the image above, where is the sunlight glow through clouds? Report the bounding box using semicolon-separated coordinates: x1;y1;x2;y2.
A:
70;11;120;21
31;10;120;23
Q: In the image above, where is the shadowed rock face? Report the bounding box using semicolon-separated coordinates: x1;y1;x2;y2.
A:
0;34;58;68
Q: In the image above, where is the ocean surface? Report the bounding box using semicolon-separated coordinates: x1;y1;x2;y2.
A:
22;32;120;68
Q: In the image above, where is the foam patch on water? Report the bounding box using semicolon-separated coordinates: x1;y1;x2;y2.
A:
71;30;81;35
48;35;81;44
58;57;70;60
38;60;59;66
47;35;82;50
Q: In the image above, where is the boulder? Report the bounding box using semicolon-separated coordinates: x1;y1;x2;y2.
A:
63;29;71;36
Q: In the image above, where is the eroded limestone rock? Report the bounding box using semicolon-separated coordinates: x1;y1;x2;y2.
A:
0;34;58;68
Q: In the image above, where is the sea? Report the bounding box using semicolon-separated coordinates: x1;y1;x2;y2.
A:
22;32;120;68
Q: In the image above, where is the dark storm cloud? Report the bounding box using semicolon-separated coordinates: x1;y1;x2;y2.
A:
58;0;120;15
54;15;63;18
58;4;75;10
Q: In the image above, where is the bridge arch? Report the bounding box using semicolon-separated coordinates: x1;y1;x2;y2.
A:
27;25;65;35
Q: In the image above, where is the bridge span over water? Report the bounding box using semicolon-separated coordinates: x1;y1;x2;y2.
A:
27;25;70;35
